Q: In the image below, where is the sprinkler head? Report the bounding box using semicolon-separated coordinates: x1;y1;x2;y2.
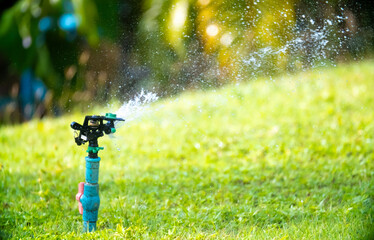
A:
71;113;125;153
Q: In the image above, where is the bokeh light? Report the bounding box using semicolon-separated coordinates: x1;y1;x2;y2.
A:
206;24;219;37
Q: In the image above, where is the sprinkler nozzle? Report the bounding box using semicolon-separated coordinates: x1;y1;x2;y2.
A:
71;114;125;154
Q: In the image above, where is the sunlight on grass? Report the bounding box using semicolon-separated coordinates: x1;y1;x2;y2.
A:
1;60;374;239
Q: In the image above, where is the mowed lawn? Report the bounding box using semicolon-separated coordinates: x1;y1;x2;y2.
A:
1;60;374;239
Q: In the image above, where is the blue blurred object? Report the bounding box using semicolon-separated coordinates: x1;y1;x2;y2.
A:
20;69;47;120
39;17;53;32
59;13;78;32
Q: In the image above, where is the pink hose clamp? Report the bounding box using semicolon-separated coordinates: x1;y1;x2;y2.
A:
75;182;84;215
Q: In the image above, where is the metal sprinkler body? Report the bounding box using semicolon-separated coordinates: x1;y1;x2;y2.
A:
71;113;124;232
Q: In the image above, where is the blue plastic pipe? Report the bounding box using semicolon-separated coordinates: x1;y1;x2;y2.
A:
78;157;101;232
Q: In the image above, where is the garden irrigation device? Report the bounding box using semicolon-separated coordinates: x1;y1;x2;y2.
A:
70;113;125;232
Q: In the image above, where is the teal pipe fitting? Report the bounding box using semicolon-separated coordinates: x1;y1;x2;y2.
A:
81;185;100;231
85;157;100;184
80;157;101;232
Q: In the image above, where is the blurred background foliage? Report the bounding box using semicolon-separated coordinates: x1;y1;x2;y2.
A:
0;0;373;123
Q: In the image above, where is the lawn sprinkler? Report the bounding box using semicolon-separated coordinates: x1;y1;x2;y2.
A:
71;113;125;232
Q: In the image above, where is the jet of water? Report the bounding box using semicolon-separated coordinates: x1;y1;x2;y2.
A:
114;89;159;129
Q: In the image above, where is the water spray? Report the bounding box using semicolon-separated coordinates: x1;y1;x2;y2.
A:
70;113;125;232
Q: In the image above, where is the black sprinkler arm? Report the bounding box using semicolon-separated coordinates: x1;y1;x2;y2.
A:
70;113;125;157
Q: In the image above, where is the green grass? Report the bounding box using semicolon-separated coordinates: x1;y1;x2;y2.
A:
1;60;374;239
